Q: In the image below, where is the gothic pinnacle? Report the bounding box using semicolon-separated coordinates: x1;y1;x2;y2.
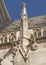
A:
21;2;27;20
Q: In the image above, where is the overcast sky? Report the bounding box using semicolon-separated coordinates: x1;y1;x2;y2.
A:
4;0;46;20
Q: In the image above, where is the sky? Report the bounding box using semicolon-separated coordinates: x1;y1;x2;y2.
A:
4;0;46;20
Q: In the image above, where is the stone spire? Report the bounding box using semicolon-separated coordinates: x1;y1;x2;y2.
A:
20;3;29;46
21;3;27;21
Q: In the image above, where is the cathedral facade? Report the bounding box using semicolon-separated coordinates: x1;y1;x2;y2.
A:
0;0;46;65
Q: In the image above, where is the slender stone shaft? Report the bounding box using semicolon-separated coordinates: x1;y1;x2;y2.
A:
20;3;29;46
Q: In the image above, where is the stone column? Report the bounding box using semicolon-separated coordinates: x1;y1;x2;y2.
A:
7;33;10;42
36;31;38;37
3;36;5;43
41;29;44;37
0;36;2;43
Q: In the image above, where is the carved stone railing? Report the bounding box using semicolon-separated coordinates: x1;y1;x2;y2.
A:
36;36;46;43
0;32;16;44
0;41;16;49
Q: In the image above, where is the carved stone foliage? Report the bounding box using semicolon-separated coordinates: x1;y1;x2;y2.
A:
3;34;37;63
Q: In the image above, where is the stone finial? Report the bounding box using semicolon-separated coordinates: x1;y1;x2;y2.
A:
21;2;27;20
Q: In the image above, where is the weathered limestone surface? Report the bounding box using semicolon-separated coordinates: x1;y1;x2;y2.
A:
30;48;46;65
0;49;13;65
0;48;46;65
